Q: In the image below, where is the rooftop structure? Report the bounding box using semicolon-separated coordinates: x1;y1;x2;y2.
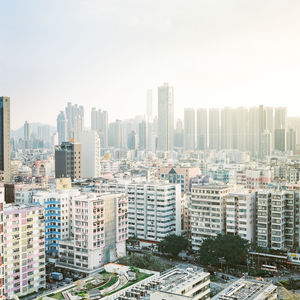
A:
212;278;277;300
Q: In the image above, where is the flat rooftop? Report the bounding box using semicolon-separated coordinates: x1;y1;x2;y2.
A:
158;266;209;294
212;278;277;300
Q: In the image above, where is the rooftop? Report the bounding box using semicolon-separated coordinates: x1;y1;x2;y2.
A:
212;278;277;300
158;266;209;294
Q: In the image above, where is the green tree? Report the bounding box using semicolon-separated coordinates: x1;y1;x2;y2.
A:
199;234;250;267
158;234;189;258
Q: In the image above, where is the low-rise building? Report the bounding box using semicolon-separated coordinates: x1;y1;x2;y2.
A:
212;278;277;300
150;266;210;300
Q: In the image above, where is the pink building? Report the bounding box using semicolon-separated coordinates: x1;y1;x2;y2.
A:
4;203;45;299
0;188;4;299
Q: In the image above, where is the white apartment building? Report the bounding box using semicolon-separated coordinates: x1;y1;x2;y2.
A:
33;189;81;256
81;130;101;178
94;181;181;245
190;184;233;250
4;204;45;299
57;192;127;273
256;189;297;251
225;190;256;243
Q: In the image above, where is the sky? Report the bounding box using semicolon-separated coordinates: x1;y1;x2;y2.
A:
1;0;300;129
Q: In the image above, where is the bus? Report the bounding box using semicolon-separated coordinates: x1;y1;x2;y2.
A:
261;264;278;273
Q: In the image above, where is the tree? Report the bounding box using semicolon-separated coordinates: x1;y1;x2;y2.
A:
158;234;190;258
199;234;250;267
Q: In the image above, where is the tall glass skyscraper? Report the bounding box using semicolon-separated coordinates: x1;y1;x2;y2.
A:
0;97;10;183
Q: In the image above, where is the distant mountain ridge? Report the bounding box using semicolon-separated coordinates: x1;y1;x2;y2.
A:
11;123;56;140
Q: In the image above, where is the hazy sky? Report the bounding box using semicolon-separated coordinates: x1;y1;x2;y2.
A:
1;0;300;129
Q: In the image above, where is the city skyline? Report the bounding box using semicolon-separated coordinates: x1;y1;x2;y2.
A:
2;1;300;129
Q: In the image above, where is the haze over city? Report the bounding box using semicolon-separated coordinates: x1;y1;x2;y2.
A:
1;1;300;129
2;1;300;300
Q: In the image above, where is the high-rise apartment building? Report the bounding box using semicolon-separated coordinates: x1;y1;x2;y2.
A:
138;120;148;150
190;184;233;250
274;128;286;152
91;108;108;148
94;181;181;245
174;119;184;148
275;107;287;130
157;83;174;152
56;192;127;272
221;107;234;150
146;89;153;121
248;107;260;157
184;108;196;150
4;203;45;298
225;190;256;243
108;120;122;148
57;111;67;145
235;107;249;151
81;130;101;178
55;141;82;180
208;108;220;150
287;128;296;153
33;189;81;256
0;97;11;183
65;102;84;142
256;189;298;251
197;108;208;150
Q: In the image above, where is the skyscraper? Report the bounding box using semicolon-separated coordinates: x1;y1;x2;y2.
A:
91;108;108;148
196;108;207;150
275;107;287;130
138;120;148;150
248;107;260;156
146;89;153;121
57;111;67;145
23;120;30;149
157;83;174;151
81;130;101;178
258;105;267;158
274;107;287;153
235;107;249;151
65;102;84;142
184;108;195;150
174;119;184;148
221;107;234;149
274;128;286;152
208;108;220;150
0;97;11;183
286;128;296;153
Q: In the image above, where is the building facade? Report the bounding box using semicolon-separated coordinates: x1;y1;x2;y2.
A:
225;190;256;243
0;97;11;183
55;141;82;180
190;184;233;250
157;83;174;152
4;204;45;298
